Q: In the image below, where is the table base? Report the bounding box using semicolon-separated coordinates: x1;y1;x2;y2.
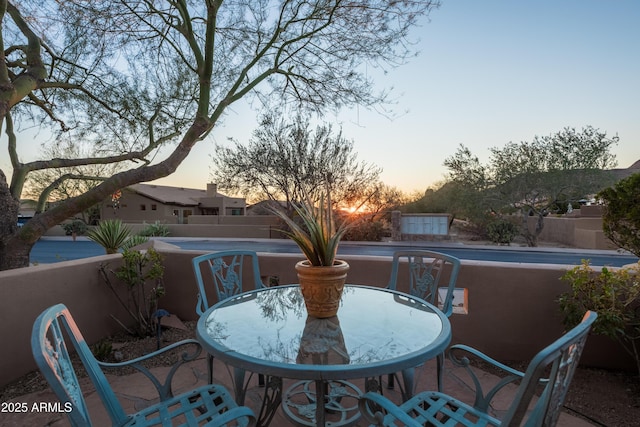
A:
282;379;361;427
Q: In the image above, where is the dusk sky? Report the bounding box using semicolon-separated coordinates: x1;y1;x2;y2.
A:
155;0;640;194
4;1;639;196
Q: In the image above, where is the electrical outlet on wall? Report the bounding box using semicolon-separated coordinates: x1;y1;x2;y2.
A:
438;287;468;314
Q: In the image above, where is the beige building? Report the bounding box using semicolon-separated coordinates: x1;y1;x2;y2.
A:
100;183;246;224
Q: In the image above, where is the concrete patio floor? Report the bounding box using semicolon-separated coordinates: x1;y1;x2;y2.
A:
1;354;594;426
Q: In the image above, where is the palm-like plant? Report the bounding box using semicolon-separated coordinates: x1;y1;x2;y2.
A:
87;219;147;254
271;193;349;266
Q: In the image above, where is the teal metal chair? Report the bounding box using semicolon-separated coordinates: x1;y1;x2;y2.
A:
192;250;265;316
360;311;597;427
387;250;461;317
32;303;256;427
192;250;266;384
385;250;462;394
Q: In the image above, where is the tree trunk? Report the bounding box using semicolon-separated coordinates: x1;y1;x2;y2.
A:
533;212;546;246
0;235;32;270
0;172;30;269
519;208;540;247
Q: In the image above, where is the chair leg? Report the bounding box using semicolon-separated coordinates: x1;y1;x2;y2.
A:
387;373;395;389
259;373;265;386
436;352;444;392
207;353;214;384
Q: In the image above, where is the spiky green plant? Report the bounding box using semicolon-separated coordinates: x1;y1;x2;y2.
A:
122;235;150;251
98;248;165;337
271;193;349;266
139;221;171;237
87;219;135;254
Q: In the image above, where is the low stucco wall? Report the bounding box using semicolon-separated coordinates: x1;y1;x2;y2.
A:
0;254;130;388
44;223;277;239
528;211;616;250
0;249;633;388
188;215;280;226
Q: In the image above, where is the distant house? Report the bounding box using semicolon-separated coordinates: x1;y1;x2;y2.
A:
246;199;288;216
100;183;246;224
18;199;37;227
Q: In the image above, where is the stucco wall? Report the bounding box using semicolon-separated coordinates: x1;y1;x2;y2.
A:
528;215;616;250
531;216;576;246
163;224;274;238
0;249;633;389
188;215;280;226
100;192;181;223
0;254;130;388
45;217;282;239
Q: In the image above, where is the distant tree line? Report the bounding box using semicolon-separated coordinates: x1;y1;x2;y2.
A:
406;126;620;246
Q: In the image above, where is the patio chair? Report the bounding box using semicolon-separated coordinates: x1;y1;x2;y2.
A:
192;250;265;315
192;250;266;384
31;303;256;427
359;310;597;427
384;250;462;393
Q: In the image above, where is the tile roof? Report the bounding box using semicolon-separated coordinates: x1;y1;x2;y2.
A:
129;183;208;206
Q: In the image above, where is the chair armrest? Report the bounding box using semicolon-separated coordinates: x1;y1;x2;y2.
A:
196;294;206;316
99;339;202;402
449;344;526;377
359;392;421;427
448;344;531;412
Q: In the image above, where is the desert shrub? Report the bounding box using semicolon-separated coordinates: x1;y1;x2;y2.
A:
99;248;166;337
342;220;386;241
486;219;519;245
598;172;640;257
139;221;170;237
558;260;640;375
61;219;88;236
91;340;113;361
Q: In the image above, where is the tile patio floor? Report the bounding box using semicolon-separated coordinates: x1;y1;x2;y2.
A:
1;355;594;426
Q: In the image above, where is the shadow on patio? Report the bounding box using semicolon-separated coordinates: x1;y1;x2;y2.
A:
1;353;594;427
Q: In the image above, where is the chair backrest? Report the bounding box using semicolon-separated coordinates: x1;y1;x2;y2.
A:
31;304;129;427
387;250;461;317
192;250;265;315
502;311;597;427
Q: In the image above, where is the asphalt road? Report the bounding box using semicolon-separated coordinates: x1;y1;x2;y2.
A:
30;237;638;267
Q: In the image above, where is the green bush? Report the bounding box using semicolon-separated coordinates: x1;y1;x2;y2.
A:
61;219;88;236
91;340;113;361
486;219;519;245
98;248;166;337
342;220;386;241
558;260;640;375
598;172;640;257
139;221;170;237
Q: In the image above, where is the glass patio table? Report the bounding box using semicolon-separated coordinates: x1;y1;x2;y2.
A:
196;284;451;427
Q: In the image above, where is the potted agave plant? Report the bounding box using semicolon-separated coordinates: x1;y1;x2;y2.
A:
271;193;350;318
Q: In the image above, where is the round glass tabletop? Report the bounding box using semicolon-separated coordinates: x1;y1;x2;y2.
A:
196;284;451;380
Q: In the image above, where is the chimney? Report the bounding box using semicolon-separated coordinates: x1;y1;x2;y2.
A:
207;183;217;197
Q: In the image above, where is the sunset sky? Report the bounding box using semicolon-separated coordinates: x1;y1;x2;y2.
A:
4;1;639;196
154;0;640;194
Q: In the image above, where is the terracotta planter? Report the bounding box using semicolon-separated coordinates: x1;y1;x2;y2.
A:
295;259;349;318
